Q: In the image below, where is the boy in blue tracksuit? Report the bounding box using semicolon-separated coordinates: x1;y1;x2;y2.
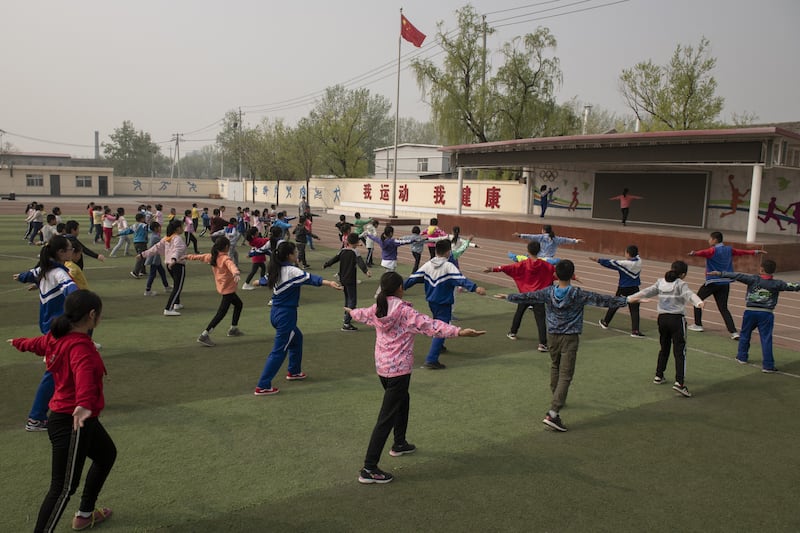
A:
592;244;643;337
498;260;630;432
403;239;486;369
709;259;800;372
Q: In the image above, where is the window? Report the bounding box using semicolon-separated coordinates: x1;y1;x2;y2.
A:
26;174;44;187
417;158;429;172
76;175;92;188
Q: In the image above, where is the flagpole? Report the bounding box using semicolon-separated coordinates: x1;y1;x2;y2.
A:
391;8;402;219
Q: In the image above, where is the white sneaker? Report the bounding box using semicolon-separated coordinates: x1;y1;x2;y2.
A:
267;299;273;306
242;283;255;290
687;324;704;332
173;304;184;310
163;309;181;316
731;332;740;340
144;290;157;296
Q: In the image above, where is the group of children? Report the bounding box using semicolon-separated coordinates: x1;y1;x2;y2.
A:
9;208;799;530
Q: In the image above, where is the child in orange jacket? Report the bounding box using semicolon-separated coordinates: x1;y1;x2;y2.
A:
186;236;243;347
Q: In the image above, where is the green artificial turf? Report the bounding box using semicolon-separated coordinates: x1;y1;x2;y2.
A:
1;213;798;532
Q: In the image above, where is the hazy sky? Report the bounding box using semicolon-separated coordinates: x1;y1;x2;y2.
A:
2;0;798;157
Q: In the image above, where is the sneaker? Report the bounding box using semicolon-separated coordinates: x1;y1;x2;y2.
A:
537;344;549;352
242;282;255;290
389;442;417;457
542;413;567;432
163;309;181;316
687;324;704;332
341;324;358;332
254;387;279;396
762;367;779;374
421;362;446;370
165;286;172;291
129;271;139;279
672;382;692;397
267;299;273;306
143;290;157;296
358;467;394;484
735;358;748;365
286;372;307;381
72;508;112;531
653;376;666;384
630;331;646;338
197;333;215;347
227;327;243;337
506;332;517;340
25;418;48;432
731;332;741;340
598;319;609;330
93;342;102;350
173;304;184;310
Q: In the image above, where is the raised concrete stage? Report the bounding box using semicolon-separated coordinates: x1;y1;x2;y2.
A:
437;213;800;271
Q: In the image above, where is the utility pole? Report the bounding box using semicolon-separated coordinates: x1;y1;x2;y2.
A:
238;107;243;182
481;14;487;141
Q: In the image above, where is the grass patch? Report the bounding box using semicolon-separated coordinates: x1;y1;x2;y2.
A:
1;213;799;532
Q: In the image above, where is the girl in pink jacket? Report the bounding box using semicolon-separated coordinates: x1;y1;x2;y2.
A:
186;237;243;347
139;219;187;316
347;272;485;485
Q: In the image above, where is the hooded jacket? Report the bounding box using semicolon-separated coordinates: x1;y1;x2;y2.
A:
12;331;106;416
349;297;461;377
185;251;240;295
631;278;702;315
508;285;627;334
404;257;478;305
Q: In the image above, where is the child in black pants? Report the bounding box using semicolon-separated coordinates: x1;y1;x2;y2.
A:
324;232;371;331
630;261;704;397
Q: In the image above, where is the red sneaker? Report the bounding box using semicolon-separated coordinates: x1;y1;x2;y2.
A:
254;387;279;396
72;507;112;530
286;372;307;381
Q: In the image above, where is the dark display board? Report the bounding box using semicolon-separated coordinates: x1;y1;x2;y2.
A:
592;172;708;227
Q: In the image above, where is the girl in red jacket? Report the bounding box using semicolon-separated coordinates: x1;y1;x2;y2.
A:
9;290;116;533
186;237;243;347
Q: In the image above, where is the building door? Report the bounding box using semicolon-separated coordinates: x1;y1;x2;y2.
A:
50;175;60;196
98;176;108;197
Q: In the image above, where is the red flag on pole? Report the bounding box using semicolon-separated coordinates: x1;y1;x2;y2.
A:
400;14;426;47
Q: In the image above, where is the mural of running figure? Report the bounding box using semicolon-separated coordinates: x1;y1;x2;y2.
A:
758;197;787;231
720;174;750;218
782;201;800;234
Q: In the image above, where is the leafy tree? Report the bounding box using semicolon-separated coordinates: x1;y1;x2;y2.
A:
178;145;218;179
618;37;724;130
309;85;392;178
397;117;440;145
283;117;323;185
492;28;565;139
411;5;493;144
102;121;168;177
411;7;572;144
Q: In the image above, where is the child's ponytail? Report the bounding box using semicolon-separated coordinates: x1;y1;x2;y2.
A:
665;260;688;282
210;236;230;267
50;290;103;338
376;271;403;318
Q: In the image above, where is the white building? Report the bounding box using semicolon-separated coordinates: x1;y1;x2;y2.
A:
373;143;451;180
